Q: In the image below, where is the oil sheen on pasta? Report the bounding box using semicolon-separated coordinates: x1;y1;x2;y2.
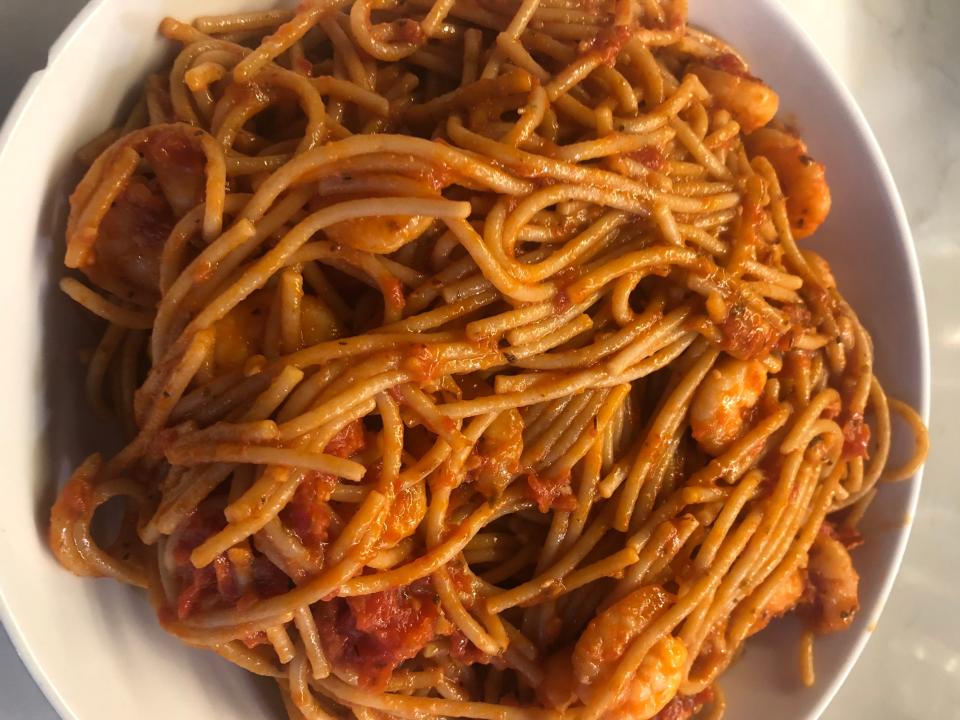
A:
50;0;929;718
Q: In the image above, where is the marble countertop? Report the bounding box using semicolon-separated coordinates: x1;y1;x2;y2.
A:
2;0;958;718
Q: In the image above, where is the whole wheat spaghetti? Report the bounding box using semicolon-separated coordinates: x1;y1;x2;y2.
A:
50;0;929;718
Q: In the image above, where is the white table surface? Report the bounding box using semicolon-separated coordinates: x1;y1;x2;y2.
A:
1;0;958;718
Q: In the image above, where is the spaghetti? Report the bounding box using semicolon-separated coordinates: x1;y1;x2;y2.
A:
50;0;929;718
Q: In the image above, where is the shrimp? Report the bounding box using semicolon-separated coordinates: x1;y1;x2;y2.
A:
805;526;859;634
748;567;805;636
211;291;270;371
469;408;523;498
573;586;685;719
689;357;767;455
92;176;173;299
381;483;427;545
324;214;435;254
688;59;779;134
84;128;208;300
746;127;832;239
602;636;687;720
536;650;578;711
300;295;344;344
573;585;674;685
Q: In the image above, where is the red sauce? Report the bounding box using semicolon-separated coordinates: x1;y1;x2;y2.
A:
448;629;491;665
418;164;453;193
172;511;290;620
704;52;750;77
57;471;94;520
172;512;228;619
325;419;367;459
282;473;337;549
757;452;783;496
581;25;633;67
525;470;577;513
403;344;443;383
629;146;664;170
719;302;780;361
385;276;407;314
294;56;314;76
282;420;366;549
831;523;864;551
841;412;871;460
653;687;715;720
241;631;270;649
314;583;439;690
551;266;579;313
394;18;425;45
446;561;477;599
776;303;815;352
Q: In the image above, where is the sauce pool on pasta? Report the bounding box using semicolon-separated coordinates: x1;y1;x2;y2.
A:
49;0;929;718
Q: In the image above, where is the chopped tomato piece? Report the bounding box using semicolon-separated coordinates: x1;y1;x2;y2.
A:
526;470;577;513
172;510;290;620
314;584;439;690
652;687;715;720
841;413;871;460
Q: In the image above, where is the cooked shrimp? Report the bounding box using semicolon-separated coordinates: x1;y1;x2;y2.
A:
690;357;767;455
324;214;435;254
536;650;578;711
748;567;805;636
92;177;173;298
469;408;523;498
211;292;270;371
300;295;344;344
573;585;674;686
602;636;687;720
688;60;779;134
572;585;685;718
805;526;859;634
746;127;832;239
381;483;427;545
142;128;206;216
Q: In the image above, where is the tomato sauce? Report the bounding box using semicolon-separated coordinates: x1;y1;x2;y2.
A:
630;146;665;170
172;510;290;620
142;129;206;211
403;344;443;383
394;18;425;45
448;629;491;665
840;412;871;460
582;25;633;67
719;302;780;360
314;583;439;690
551;266;579;313
525;470;577;513
281;419;366;549
653;687;715;720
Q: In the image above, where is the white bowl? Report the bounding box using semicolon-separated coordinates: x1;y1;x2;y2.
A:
0;1;929;718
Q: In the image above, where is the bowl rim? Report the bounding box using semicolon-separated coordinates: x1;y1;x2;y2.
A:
731;5;929;719
0;1;930;719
